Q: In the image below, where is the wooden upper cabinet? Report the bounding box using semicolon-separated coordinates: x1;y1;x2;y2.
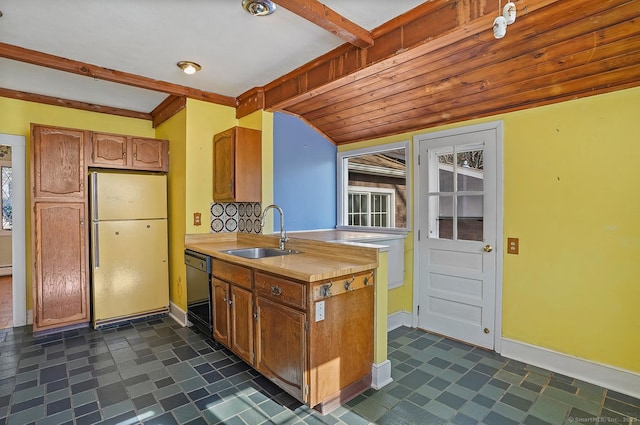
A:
89;133;169;172
213;127;261;202
90;133;128;168
33;202;89;331
32;125;86;200
131;137;169;171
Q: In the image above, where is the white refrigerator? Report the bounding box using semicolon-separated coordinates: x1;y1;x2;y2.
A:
90;171;169;327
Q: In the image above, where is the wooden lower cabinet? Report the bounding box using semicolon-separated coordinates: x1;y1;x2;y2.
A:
33;202;89;331
212;277;230;346
230;285;253;364
211;262;253;365
255;296;307;401
210;258;374;413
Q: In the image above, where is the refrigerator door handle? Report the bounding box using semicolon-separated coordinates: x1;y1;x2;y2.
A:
91;172;98;220
93;222;100;268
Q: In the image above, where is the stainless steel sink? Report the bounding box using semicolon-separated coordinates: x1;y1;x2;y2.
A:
222;247;302;259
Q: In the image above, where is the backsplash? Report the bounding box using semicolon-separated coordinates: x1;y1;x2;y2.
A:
210;202;262;234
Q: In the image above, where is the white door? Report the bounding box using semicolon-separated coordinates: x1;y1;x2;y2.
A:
415;122;501;349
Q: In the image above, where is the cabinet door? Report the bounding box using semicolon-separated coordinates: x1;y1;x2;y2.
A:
212;129;235;201
255;296;306;402
131;138;169;172
33;202;89;331
212;278;230;346
230;285;254;365
90;133;128;168
32;125;85;199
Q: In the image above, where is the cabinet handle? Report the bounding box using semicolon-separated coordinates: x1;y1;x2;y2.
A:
271;285;282;296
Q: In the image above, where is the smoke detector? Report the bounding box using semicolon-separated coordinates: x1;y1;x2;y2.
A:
242;0;277;16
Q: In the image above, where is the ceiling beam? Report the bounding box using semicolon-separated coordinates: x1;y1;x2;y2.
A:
0;42;237;108
0;87;152;120
276;0;373;48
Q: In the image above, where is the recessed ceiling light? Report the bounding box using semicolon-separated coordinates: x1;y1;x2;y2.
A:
177;61;202;75
242;0;276;16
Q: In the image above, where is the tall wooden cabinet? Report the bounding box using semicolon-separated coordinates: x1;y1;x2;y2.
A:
212;127;261;202
30;124;171;333
31;125;90;332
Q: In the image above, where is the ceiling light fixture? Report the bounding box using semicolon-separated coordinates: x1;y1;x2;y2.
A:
177;61;202;75
242;0;276;16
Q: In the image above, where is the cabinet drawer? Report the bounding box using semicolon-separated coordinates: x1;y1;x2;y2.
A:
255;272;306;310
212;259;252;289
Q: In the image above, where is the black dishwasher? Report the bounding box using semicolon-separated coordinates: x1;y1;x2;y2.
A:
184;250;212;336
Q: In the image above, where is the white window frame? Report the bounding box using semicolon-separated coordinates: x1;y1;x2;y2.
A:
348;186;396;228
337;140;410;234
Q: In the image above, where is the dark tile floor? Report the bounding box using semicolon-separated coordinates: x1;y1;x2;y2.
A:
0;316;638;424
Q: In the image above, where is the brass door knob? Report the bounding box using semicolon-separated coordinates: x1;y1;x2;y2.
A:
483;245;493;252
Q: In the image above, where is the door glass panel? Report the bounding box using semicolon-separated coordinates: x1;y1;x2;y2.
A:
429;145;484;241
429;195;454;240
434;150;454;192
457;149;484;192
457;195;483;241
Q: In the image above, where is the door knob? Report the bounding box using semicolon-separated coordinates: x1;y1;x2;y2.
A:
483;245;493;252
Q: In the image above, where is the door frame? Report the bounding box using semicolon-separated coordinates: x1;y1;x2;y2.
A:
0;133;26;327
412;121;504;352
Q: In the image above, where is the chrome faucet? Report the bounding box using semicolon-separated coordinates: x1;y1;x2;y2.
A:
260;204;288;250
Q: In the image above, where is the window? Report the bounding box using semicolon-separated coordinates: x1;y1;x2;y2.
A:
0;164;11;231
348;187;395;227
337;141;409;232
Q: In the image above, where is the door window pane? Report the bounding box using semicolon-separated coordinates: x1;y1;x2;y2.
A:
457;195;483;241
1;166;12;231
429;195;454;240
457;149;484;192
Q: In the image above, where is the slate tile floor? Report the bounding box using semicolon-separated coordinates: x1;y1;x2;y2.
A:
0;317;638;425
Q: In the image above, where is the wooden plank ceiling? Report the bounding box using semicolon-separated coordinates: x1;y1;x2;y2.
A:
238;0;640;144
2;0;639;145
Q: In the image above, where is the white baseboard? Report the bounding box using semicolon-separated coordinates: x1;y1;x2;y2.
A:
388;310;413;331
169;302;188;327
501;338;640;399
371;360;393;390
0;266;12;276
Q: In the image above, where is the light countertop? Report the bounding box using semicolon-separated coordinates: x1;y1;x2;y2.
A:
185;232;379;283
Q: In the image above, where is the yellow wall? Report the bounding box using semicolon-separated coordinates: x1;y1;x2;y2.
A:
341;86;640;373
155;108;188;312
0;97;156;310
501;87;640;372
158;101;272;311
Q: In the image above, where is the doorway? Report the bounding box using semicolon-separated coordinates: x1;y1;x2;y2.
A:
0;134;26;329
413;121;503;350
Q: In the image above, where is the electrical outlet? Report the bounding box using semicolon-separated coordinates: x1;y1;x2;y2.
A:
315;301;325;322
507;237;519;254
193;212;201;226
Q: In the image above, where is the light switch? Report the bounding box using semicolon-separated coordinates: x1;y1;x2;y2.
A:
193;212;201;226
507;237;519;254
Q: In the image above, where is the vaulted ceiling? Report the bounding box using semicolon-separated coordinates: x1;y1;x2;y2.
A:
2;0;639;145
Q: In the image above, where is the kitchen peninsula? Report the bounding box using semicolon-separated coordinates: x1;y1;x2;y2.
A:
184;232;381;414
